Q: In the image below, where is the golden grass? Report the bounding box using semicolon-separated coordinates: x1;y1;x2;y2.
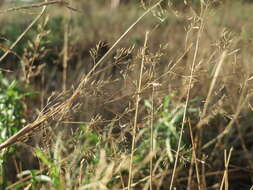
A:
0;0;253;189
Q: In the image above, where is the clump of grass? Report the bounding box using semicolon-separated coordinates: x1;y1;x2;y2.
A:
1;0;253;189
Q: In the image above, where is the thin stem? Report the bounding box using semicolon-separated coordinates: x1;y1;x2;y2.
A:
169;4;206;190
188;120;201;190
0;0;68;14
63;14;70;91
149;68;155;190
128;31;149;190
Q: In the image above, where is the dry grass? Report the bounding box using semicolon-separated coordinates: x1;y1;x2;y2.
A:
0;0;253;189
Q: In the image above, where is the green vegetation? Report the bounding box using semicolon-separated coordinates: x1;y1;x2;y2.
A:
0;72;27;188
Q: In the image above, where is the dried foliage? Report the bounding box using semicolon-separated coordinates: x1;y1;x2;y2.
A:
0;0;253;190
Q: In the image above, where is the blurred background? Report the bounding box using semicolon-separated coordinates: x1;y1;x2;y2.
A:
0;0;253;189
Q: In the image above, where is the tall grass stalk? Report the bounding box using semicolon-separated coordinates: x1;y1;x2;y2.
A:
128;31;149;190
169;3;207;190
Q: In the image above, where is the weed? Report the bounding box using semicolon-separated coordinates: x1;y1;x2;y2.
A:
0;72;28;188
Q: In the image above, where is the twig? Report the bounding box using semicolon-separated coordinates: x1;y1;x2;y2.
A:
188;120;202;190
0;0;69;14
220;148;233;190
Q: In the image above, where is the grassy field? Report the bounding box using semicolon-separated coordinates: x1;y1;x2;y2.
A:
0;0;253;189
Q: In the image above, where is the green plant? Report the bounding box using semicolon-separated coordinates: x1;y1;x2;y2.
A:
0;74;26;143
0;72;29;188
0;15;62;62
28;125;101;189
135;96;196;165
35;149;64;190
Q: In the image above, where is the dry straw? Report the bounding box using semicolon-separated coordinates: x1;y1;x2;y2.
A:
0;0;163;151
